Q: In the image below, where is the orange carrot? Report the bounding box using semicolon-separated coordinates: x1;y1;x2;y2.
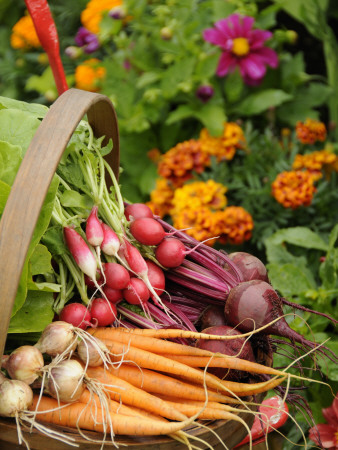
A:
91;327;283;377
107;363;235;404
101;339;284;396
86;366;188;422
30;395;199;436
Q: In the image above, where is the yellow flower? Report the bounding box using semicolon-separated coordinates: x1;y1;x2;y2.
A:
171;180;227;216
200;122;246;161
75;58;106;92
172;207;219;245
271;170;317;209
292;150;337;181
11;15;41;50
81;0;122;34
295;119;326;145
158;140;210;187
147;178;175;218
213;207;254;245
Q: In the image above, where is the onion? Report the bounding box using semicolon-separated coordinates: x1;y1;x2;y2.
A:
35;321;77;356
77;337;110;367
3;345;44;385
0;379;33;417
45;359;85;403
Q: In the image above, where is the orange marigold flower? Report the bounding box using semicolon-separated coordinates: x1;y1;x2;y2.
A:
75;58;106;92
81;0;123;34
158;140;210;187
295;119;327;145
212;207;254;245
147;148;162;164
148;178;175;218
271;170;317;209
11;15;41;50
171;180;227;215
292;150;337;178
199;122;246;162
172;207;219;246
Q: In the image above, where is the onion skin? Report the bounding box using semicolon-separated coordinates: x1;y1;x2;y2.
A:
0;379;33;417
46;359;85;403
35;321;77;356
4;345;44;385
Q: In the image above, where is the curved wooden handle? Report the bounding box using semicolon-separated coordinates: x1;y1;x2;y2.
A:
0;88;120;358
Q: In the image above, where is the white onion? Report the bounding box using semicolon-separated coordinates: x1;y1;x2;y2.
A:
4;345;44;385
77;337;110;367
46;359;85;403
35;321;77;356
0;379;33;417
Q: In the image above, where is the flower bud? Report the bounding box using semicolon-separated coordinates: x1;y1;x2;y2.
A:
160;27;173;40
196;85;214;103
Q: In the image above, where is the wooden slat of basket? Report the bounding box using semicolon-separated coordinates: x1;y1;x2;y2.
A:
0;88;119;360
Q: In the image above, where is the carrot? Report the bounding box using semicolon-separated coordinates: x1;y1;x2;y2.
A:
101;339;285;397
29;395;200;436
91;328;283;377
86;366;188;422
107;363;236;404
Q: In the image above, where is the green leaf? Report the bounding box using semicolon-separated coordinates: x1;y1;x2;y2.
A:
8;291;54;333
136;72;161;89
316;338;338;380
266;262;316;297
0;109;41;154
160;58;195;98
30;244;53;277
25;67;58;99
0;140;22;185
166;104;196;125
0;96;48;119
211;0;236;20
0;179;10;214
139;164;157;196
42;226;67;256
265;227;328;251
60;190;93;210
234;89;292;116
195;53;219;79
224;69;244;103
194;103;226;136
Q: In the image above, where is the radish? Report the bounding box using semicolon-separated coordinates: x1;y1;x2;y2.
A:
59;303;92;330
224;280;338;361
130;217;166;246
123;278;150;305
104;262;130;290
196;325;256;380
86;206;104;248
228;252;269;282
63;226;99;287
84;270;104;290
89;298;117;326
101;223;120;257
145;260;165;299
103;286;123;304
124;203;154;221
155;237;187;268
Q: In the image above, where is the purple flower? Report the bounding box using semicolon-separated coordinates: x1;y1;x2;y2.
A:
203;14;278;85
74;27;100;54
196;85;214;103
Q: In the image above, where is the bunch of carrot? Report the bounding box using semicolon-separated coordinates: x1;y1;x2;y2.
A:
29;326;290;449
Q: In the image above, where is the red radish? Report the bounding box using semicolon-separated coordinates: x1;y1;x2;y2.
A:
60;303;91;330
101;223;120;257
196;325;256;379
84;270;104;290
89;298;117;326
64;227;98;279
85;206;103;247
130;218;165;246
124;203;153;221
145;260;165;299
103;286;123;304
104;262;130;290
123;278;150;305
228;252;269;282
224;280;338;361
155;237;187;268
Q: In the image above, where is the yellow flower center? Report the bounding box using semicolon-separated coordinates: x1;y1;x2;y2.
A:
232;38;250;57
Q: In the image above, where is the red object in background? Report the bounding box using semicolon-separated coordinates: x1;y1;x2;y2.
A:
24;0;68;95
234;396;289;447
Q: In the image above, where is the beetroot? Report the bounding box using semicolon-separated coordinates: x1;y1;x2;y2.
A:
196;325;255;379
224;280;338;362
228;252;269;282
197;305;227;331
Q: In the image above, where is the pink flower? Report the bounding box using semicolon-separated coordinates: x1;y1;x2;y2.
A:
203;13;278;85
309;394;338;449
